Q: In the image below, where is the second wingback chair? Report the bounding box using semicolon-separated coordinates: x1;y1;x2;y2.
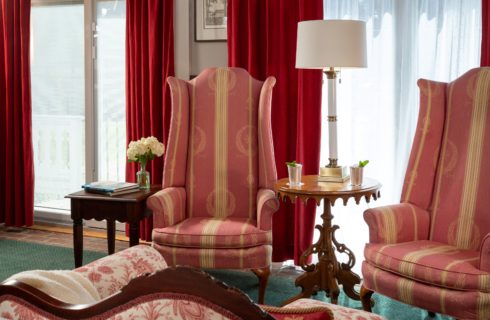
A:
147;67;280;304
360;67;490;320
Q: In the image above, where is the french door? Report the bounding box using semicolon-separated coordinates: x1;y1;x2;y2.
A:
31;0;126;217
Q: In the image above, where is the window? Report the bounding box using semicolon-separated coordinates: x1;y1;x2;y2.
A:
95;1;126;182
31;1;85;211
31;0;126;213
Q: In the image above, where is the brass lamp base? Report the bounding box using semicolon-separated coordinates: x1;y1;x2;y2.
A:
318;159;350;182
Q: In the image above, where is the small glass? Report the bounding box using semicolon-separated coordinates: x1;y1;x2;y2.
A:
287;163;303;186
350;165;364;186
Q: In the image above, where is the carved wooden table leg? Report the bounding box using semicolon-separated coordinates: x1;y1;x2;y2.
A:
107;219;115;255
129;221;140;247
73;218;83;268
274;176;381;306
332;225;361;300
281;200;343;305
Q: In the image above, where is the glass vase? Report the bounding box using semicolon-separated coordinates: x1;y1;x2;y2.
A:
137;163;150;190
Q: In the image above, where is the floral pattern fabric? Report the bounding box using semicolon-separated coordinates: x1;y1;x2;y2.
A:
0;296;236;320
0;298;50;320
101;296;236;320
74;244;167;299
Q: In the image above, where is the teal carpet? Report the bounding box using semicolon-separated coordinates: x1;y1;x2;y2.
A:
0;238;105;280
0;239;453;320
206;269;453;320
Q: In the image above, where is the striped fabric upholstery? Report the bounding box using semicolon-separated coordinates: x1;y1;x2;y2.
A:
363;262;490;320
401;79;447;210
257;188;280;231
364;203;430;244
365;240;490;292
147;187;186;228
163;77;189;188
481;234;490;272
149;67;278;271
153;217;272;249
153;243;272;269
428;69;490;250
186;68;264;220
362;68;490;320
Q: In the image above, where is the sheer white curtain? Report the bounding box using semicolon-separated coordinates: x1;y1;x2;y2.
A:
319;0;481;274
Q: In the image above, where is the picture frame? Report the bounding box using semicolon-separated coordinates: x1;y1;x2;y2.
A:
195;0;227;42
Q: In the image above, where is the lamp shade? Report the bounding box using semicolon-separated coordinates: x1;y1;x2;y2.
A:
296;19;367;69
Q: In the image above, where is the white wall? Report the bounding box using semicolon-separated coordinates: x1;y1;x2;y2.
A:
174;0;228;79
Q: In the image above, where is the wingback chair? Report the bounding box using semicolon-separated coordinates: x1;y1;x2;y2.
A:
360;67;490;320
147;67;280;304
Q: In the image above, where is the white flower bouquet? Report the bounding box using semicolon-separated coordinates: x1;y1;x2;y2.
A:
127;136;165;189
127;136;165;167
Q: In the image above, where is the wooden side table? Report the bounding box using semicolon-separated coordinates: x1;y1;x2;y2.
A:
275;175;381;305
65;185;161;267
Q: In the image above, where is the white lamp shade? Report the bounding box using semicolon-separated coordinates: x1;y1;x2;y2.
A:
296;19;367;69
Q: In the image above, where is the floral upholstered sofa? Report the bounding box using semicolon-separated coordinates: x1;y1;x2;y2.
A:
0;245;385;319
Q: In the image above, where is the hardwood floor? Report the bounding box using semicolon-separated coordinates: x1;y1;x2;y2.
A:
0;223;134;253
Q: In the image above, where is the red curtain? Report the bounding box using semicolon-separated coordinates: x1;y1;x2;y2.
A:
228;0;323;263
482;0;490;66
126;0;174;240
0;0;34;227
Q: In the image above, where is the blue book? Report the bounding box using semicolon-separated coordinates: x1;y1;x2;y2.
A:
82;181;139;193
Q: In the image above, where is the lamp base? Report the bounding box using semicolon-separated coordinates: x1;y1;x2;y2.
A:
318;165;350;183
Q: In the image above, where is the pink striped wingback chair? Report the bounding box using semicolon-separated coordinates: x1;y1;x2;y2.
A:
147;67;280;304
360;67;490;319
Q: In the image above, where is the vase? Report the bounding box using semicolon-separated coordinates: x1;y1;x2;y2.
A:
137;163;150;190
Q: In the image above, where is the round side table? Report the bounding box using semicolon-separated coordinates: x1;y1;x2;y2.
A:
275;175;381;305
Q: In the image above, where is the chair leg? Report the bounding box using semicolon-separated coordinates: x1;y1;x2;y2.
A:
360;285;374;312
252;266;271;305
427;311;436;318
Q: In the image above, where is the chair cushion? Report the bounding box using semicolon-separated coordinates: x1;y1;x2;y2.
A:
365;240;490;292
153;217;272;249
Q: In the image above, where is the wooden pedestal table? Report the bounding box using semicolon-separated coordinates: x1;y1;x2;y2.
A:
66;185;161;267
275;175;381;305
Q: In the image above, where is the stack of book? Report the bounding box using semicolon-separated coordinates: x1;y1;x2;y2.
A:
82;181;140;196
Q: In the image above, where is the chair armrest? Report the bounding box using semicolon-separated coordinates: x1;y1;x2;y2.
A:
147;187;186;228
257;188;280;231
74;245;167;299
364;203;430;244
480;233;490;272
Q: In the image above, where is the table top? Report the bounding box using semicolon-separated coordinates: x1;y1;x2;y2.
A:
65;185;161;203
275;175;381;206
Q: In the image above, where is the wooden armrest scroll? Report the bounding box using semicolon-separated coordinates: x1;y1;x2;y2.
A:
0;267;274;320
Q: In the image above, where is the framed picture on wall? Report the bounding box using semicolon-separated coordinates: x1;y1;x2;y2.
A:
195;0;227;41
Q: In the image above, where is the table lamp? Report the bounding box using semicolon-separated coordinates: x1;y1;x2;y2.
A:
296;19;367;181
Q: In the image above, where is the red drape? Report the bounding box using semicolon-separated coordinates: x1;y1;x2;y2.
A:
125;0;174;240
482;0;490;66
228;0;323;263
0;0;34;227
